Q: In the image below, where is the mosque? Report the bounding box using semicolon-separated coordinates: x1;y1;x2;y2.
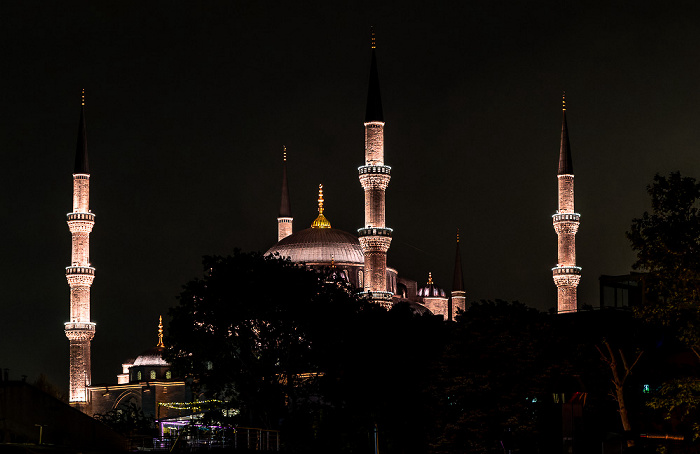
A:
264;32;467;319
63;34;467;417
62;31;580;417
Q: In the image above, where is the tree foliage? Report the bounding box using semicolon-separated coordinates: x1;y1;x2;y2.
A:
627;172;700;354
165;251;446;453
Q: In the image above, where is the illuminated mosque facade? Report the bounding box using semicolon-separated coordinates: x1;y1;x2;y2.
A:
62;33;581;416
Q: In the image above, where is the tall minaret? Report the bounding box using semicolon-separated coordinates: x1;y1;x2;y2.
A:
358;29;393;307
552;92;581;313
65;90;96;408
277;146;293;241
451;229;466;320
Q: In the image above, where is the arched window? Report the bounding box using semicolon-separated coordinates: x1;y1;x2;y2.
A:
165;370;172;380
149;370;156;380
136;371;142;381
358;270;364;289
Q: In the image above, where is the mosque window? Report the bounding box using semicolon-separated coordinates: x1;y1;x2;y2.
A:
150;370;156;380
136;371;142;381
206;361;213;370
165;370;172;379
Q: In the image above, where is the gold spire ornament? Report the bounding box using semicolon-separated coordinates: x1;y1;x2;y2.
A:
157;315;165;348
371;27;376;49
562;91;566;111
283;145;287;162
81;89;85;107
427;272;433;285
311;183;331;228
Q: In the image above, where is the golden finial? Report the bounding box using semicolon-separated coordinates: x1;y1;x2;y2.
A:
311;183;331;228
562;91;566;111
371;26;376;49
283;145;287;162
331;254;335;268
156;315;165;348
81;89;85;107
457;228;460;243
427;272;433;285
318;184;324;214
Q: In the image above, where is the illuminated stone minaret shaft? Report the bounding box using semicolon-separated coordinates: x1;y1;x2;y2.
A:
358;29;393;306
277;146;293;241
65;90;96;407
552;93;581;313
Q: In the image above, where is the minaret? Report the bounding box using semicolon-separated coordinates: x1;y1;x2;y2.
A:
65;89;96;408
277;146;293;241
451;229;466;320
552;92;581;313
358;29;393;307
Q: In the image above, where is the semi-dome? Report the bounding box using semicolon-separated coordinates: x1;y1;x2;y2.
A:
266;227;364;264
133;346;169;367
417;272;446;298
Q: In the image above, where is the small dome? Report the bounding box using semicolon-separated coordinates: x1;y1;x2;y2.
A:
133;346;169;367
417;272;446;298
266;227;364;264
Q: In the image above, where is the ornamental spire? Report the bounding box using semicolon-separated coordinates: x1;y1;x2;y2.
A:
311;183;331;228
453;229;465;292
427;272;433;285
365;27;384;122
157;315;165;348
279;146;292;218
558;91;574;175
74;89;89;174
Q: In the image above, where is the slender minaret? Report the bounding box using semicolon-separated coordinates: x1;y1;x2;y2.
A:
65;90;96;408
277;146;293;241
552;92;581;313
358;29;393;307
451;229;466;320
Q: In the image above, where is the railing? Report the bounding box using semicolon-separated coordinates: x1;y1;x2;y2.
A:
358;165;391;175
66;266;95;275
67;212;95;222
552;213;580;222
357;227;393;237
552;266;582;275
148;424;280;452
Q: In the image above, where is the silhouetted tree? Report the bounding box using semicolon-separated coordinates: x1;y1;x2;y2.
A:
627;172;700;357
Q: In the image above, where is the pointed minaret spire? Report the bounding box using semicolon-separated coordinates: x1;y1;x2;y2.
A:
365;27;384;123
156;315;165;348
552;92;581;313
277;146;293;241
451;228;466;321
558;91;573;175
74;89;89;174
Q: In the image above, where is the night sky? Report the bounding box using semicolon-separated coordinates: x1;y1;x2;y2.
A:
3;1;700;393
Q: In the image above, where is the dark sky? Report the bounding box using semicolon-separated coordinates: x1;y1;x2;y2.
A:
3;0;700;393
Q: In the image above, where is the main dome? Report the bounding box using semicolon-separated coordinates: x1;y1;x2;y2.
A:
266;227;364;264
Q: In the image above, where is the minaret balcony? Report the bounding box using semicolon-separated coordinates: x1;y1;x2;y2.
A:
64;321;96;331
551;266;582;276
67;212;95;222
552;213;580;223
358;227;393;238
66;266;95;276
358;165;391;175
